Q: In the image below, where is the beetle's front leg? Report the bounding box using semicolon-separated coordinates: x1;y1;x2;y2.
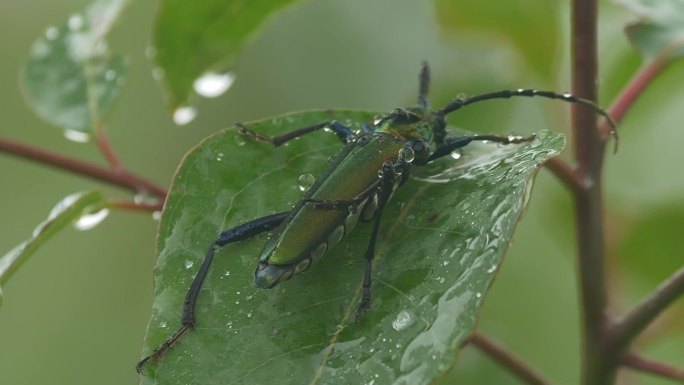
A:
236;120;355;146
425;133;536;163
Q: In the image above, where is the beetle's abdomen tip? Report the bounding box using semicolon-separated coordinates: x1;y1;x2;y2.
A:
254;261;293;289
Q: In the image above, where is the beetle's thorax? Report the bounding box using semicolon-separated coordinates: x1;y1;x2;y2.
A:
373;106;446;147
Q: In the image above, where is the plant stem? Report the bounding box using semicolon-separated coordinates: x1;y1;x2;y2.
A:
600;52;671;139
571;1;612;384
0;137;167;199
467;333;551;385
95;128;124;171
609;266;684;354
622;352;684;382
544;157;585;194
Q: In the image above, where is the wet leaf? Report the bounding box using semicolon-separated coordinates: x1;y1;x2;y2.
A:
152;0;302;110
617;0;684;59
0;191;105;297
138;110;564;385
21;0;129;136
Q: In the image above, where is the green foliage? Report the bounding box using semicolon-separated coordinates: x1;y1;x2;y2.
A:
21;0;130;135
138;110;563;384
152;0;303;110
433;0;561;82
619;0;684;59
0;191;105;290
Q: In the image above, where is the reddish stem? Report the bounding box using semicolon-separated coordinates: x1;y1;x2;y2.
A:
599;53;671;139
0;137;167;199
571;1;612;385
609;266;684;354
544;157;585;195
467;333;551;385
622;352;684;382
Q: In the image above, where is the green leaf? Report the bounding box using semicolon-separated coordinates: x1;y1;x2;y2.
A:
433;0;561;82
152;0;302;111
617;0;684;59
138;111;564;385
22;0;130;137
0;191;106;295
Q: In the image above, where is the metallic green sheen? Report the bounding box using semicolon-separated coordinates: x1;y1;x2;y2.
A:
260;133;405;265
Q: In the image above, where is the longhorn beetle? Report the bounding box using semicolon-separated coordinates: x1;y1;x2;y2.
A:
136;62;615;371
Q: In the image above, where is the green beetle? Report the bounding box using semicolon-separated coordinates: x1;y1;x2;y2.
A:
137;62;614;371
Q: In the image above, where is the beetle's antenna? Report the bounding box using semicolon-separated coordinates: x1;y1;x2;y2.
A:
438;89;618;151
418;61;430;108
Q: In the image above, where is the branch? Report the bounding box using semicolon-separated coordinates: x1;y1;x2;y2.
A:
466;333;551;385
0;137;167;199
570;1;612;384
544;157;585;194
609;266;684;354
599;52;672;139
622;352;684;383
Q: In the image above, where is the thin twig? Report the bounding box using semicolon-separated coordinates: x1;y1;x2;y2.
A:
467;333;551;385
0;137;167;199
108;199;163;213
599;52;671;140
622;351;684;383
544;157;585;194
609;266;684;354
95;129;124;171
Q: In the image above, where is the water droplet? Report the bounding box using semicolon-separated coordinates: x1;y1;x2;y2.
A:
450;150;462;160
193;72;235;98
184;260;194;269
68;14;84;31
64;129;91;143
456;92;467;99
476;292;482;298
216;152;224;161
562;92;572;98
105;69;116;81
297;174;315;192
74;208;109;231
152;211;162;221
45;26;59;40
392;309;414;331
152;67;165;80
160;321;168;328
247;312;252;318
233;134;246;147
398;147;415;162
173;106;197;125
487;265;497;273
145;46;157;59
224;271;231;276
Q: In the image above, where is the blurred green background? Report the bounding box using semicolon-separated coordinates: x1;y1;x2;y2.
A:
1;1;682;384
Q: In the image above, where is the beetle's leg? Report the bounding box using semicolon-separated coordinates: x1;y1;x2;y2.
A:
236;120;355;146
136;212;289;373
425;134;536;163
355;161;401;321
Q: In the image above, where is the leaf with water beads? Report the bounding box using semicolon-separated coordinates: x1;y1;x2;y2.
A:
0;191;106;298
22;0;130;138
138;110;564;385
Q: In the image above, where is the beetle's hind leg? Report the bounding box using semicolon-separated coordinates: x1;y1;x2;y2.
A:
136;212;289;373
236;120;355;146
355;161;403;321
